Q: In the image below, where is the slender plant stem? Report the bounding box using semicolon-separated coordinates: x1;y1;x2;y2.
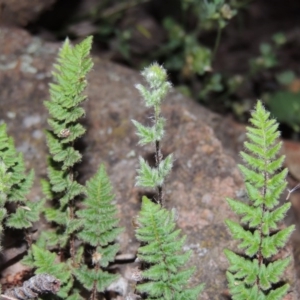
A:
90;263;100;300
101;0;150;19
68;143;76;265
155;140;163;206
256;167;268;287
69;192;76;265
154;104;163;206
25;229;33;248
212;24;222;61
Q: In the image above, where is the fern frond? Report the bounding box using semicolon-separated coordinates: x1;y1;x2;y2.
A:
77;164;123;248
0;160;9;253
135;196;204;299
33;36;95;299
76;164;122;295
224;100;295;299
31;245;73;299
0;124;43;232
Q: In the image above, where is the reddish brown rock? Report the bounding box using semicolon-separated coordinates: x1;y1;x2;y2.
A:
0;0;56;26
0;27;298;299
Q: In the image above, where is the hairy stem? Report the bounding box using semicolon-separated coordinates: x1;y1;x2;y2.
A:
154;105;163;206
155;140;163;206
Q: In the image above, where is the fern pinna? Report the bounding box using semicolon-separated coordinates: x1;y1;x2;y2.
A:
224;101;294;300
135;196;204;299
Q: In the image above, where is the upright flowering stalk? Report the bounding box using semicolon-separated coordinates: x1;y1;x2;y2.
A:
132;63;204;299
132;63;172;206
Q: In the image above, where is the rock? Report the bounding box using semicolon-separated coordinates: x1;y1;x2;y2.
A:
283;140;300;181
0;27;298;299
0;0;56;26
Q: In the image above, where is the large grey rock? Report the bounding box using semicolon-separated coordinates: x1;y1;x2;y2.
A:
0;28;297;299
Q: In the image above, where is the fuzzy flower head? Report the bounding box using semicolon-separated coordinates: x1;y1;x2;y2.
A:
141;63;170;90
136;63;171;108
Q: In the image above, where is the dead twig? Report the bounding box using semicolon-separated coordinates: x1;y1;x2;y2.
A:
3;274;60;300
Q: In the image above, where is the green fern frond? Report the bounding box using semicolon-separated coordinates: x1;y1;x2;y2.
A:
31;244;73;299
75;265;118;293
0;124;34;203
135;196;204;299
76;164;122;296
28;36;94;299
44;34;93;215
41;33;93;256
77;164;123;248
224;100;294;299
0;124;43;233
0;160;9;253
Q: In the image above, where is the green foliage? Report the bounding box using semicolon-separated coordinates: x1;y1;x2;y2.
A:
28;36;122;300
0;160;10;207
75;164;122;295
133;63;204;298
76;164;122;250
136;156;173;188
75;265;118;293
250;43;278;76
225;100;294;300
267;91;300;132
200;0;237;28
0;160;9;254
31;244;74;299
135;196;204;299
249;32;287;77
0;124;42;230
42;36;93;251
158;0;236;78
133;64;173;204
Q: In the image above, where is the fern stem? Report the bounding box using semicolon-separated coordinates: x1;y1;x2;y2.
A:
257;141;268;283
69;199;76;265
90;263;99;300
68;169;76;265
25;229;33;248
